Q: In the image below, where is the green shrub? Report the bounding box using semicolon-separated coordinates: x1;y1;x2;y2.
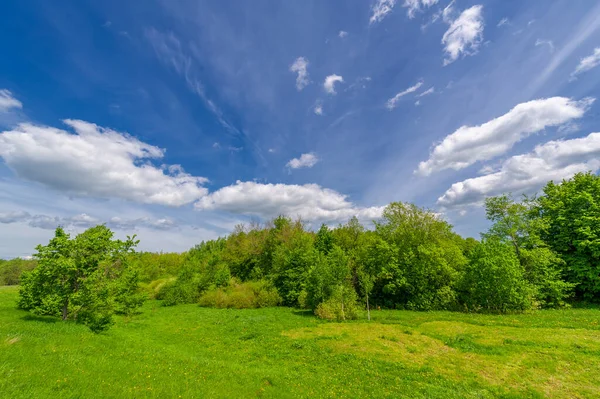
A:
140;277;177;299
314;287;359;321
198;280;281;309
460;239;535;313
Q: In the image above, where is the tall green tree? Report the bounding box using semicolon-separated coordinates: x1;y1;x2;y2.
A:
374;202;466;310
460;239;535;312
483;194;573;307
536;172;600;301
18;226;142;332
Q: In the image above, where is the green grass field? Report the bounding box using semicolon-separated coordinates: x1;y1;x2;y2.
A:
1;286;599;398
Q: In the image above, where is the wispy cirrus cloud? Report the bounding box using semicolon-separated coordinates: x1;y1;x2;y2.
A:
386;80;423;109
370;0;397;24
403;0;439;19
0;90;22;112
571;47;600;79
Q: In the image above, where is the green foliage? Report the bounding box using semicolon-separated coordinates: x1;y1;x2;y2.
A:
269;220;316;306
306;246;358;318
374;202;466;310
198;279;281;309
0;258;36;285
17;226;143;332
128;251;186;282
314;224;334;254
519;247;575;308
314;286;359;321
536;172;600;301
483;194;574;308
158;266;207;306
460;239;535;312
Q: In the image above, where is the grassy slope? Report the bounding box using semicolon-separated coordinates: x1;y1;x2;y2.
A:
1;286;599;398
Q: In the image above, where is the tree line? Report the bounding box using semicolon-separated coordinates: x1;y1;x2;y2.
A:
12;172;600;331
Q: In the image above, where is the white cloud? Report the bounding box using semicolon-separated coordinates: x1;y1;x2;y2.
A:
370;0;397;24
403;0;439;19
415;100;421;106
339;30;348;38
324;74;344;94
442;5;484;65
0;211;179;231
0;90;22;112
417;96;594;175
535;39;555;53
442;1;456;24
386;80;423;109
571;47;600;78
286;153;319;169
438;132;600;208
417;86;435;97
290;57;310;91
497;17;509;27
0;120;208;206
195;180;384;223
314;103;324;115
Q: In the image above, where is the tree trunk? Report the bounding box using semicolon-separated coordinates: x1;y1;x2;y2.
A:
62;299;68;321
366;293;371;321
341;291;345;321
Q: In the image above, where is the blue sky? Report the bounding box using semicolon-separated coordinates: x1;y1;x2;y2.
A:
2;0;600;257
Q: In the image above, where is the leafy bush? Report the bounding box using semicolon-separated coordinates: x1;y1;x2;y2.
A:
460;239;535;313
158;269;207;306
314;286;359;321
198;280;281;309
140;277;176;299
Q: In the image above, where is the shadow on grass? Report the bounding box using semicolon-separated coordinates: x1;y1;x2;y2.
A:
21;314;59;324
291;309;315;318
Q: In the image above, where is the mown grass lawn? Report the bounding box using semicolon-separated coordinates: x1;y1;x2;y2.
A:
1;286;599;398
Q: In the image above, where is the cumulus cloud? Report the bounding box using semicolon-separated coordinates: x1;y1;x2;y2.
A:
290;57;310;91
324;74;344;94
571;47;600;79
0;90;22;112
195;180;384;223
386;80;423;109
286;153;319;169
370;0;397;24
0;120;209;206
403;0;439;19
437;132;600;208
0;211;179;231
442;5;484;65
338;30;348;38
417;97;594;175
